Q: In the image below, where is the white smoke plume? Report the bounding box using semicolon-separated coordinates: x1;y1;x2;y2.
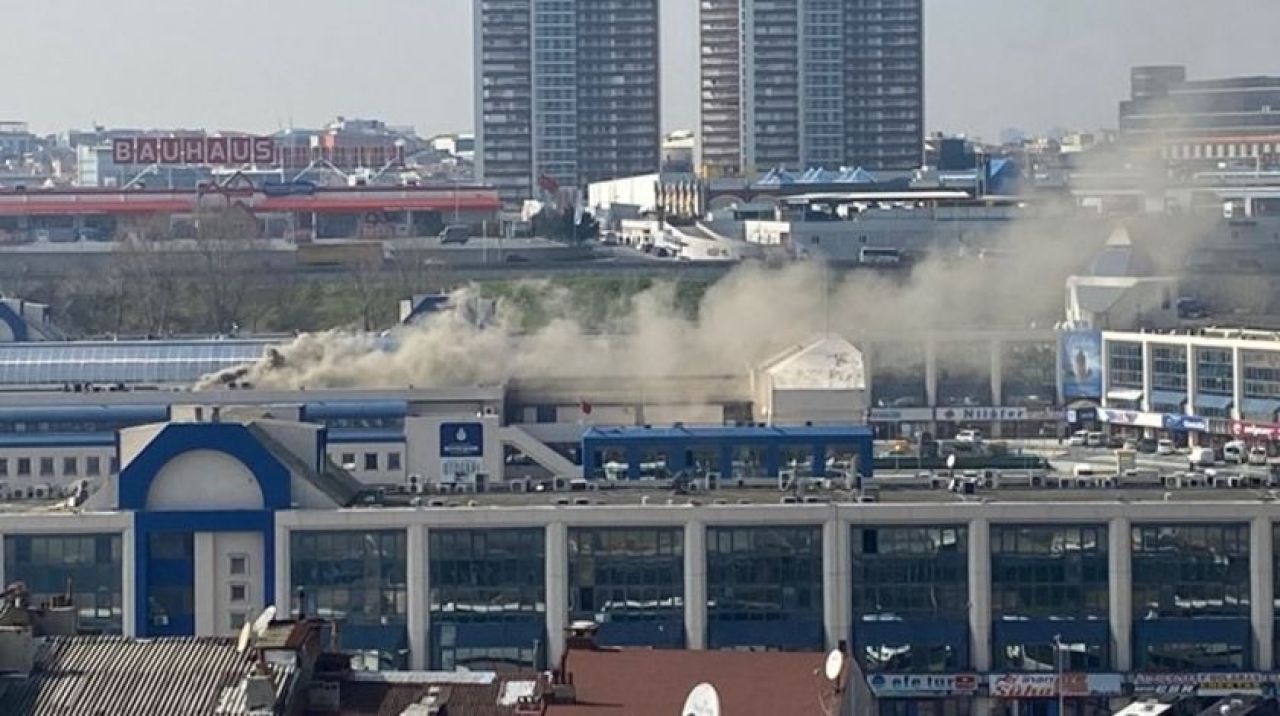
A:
198;219;1117;392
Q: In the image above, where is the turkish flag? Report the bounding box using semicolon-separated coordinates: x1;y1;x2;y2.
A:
579;399;593;415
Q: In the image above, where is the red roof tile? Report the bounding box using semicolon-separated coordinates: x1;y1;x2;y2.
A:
549;649;844;716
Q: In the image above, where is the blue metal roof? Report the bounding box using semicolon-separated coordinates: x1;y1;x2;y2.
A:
0;340;278;386
301;400;408;420
0;404;169;423
0;432;116;447
326;428;406;444
583;425;873;442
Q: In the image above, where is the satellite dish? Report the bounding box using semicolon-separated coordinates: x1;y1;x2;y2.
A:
236;621;253;654
682;683;720;716
824;649;845;682
946;454;957;469
251;605;277;638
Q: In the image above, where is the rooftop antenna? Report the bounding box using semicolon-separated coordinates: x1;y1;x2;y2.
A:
681;683;720;716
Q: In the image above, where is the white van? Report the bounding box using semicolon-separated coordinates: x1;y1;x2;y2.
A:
1188;447;1215;469
1156;439;1176;455
1068;430;1088;446
1249;446;1270;466
1223;440;1247;464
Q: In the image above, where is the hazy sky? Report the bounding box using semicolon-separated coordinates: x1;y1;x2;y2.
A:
3;0;1277;142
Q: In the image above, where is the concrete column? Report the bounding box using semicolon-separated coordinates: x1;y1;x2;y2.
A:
1141;340;1154;414
968;517;992;671
925;338;939;410
122;525;136;637
1185;344;1199;446
407;524;428;670
545;521;568;666
991;340;1003;408
1108;516;1133;672
1233;346;1245;420
685;520;708;649
1251;516;1274;671
193;532;215;636
823;517;852;652
274;521;290;617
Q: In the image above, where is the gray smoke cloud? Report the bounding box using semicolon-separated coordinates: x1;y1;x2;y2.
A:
199;133;1223;393
198;227;1105;391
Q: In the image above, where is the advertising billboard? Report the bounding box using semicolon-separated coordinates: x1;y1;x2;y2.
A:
112;136;275;166
1061;330;1103;401
439;422;484;478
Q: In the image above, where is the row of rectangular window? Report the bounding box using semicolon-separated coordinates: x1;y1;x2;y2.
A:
0;454;115;478
338;451;401;472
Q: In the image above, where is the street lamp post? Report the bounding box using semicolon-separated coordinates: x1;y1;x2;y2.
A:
1053;634;1065;716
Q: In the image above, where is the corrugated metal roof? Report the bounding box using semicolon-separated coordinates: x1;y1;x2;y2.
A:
0;636;294;716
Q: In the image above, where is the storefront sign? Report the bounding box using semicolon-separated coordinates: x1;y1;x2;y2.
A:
868;407;936;422
1162;414;1208;432
1231;420;1280;442
1131;673;1273;697
1098;409;1164;428
867;674;981;698
112;136;275;165
936;407;1029;422
988;673;1123;698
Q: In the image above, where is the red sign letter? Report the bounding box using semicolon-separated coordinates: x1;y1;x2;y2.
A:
112;139;135;164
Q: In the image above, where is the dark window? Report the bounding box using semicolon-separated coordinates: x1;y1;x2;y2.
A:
1133;524;1249;618
706;526;824;650
4;533;124;633
364;453;378;471
991;525;1109;619
430;528;546;670
569;527;684;647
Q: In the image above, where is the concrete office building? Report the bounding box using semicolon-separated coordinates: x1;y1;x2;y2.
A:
1120;65;1280;170
700;0;924;177
473;0;662;207
5;416;1280;716
1099;328;1280;445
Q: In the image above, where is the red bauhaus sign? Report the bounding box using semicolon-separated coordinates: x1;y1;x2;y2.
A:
112;136;275;166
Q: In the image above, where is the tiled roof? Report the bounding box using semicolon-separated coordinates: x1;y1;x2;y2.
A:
0;636;293;716
332;672;533;716
550;648;843;716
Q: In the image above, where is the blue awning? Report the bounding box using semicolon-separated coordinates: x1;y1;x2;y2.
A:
1241;398;1280;420
1150;389;1187;407
1192;393;1233;410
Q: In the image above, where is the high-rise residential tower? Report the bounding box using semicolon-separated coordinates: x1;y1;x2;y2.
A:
474;0;662;207
700;0;924;178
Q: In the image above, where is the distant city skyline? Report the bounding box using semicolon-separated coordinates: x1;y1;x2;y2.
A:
3;0;1279;142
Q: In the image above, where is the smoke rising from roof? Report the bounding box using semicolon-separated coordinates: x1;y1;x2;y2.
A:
198;215;1137;392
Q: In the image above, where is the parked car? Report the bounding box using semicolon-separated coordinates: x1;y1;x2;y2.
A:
1223;440;1247;464
1068;430;1088;447
955;429;983;443
1086;431;1104;447
1249;446;1270;466
1188;446;1216;470
1106;435;1126;449
1156;439;1176;455
1137;438;1158;454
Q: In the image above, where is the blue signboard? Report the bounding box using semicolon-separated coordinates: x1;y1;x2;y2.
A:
440;422;484;458
1061;330;1103;401
1164;414;1208;433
